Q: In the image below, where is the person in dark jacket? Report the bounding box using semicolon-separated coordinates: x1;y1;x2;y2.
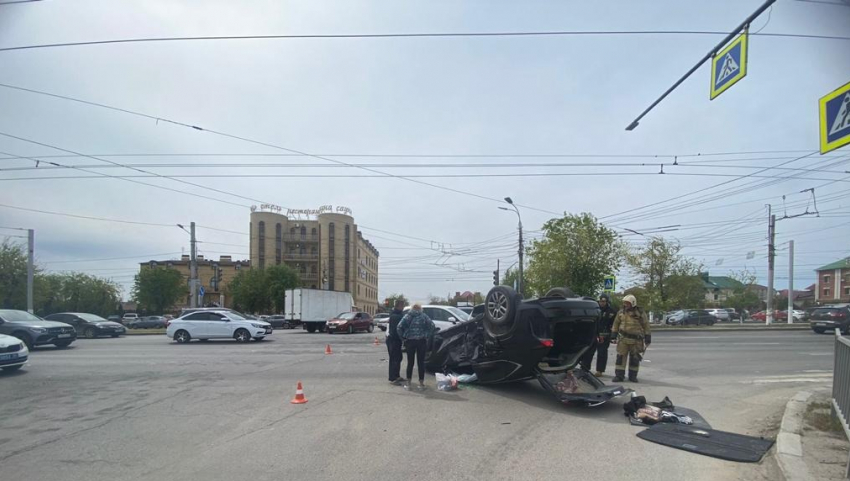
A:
397;302;436;390
386;300;406;384
580;293;617;376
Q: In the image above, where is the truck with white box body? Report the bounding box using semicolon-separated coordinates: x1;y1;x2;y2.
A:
287;288;355;333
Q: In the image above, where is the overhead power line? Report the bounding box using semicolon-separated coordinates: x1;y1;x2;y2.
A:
1;28;848;53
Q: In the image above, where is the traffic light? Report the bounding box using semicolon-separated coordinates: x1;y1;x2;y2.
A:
217;267;223;283
493;269;499;286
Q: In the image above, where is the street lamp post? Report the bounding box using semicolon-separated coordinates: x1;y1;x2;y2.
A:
499;197;523;296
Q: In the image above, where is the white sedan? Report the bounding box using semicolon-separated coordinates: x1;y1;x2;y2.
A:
0;333;29;372
166;310;272;343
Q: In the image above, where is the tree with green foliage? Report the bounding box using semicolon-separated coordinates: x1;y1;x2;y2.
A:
725;269;763;313
133;268;186;314
525;213;626;297
382;293;409;309
628;237;704;312
47;273;121;316
265;265;301;313
0;240;31;309
501;267;520;291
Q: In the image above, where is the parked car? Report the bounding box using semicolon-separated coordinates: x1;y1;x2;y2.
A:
107;315;122;323
0;309;76;349
706;308;730;322
166;310;272;343
326;312;374;334
129;316;168;329
725;308;741;321
412;305;471;332
0;333;29;372
374;312;390;331
426;286;629;405
122;313;139;325
266;315;299;329
666;309;715;326
44;313;126;338
750;310;781;322
457;306;474;316
810;306;850;334
664;310;685;325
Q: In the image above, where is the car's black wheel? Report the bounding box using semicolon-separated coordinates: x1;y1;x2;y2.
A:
348;325;354;335
367;324;374;333
84;328;96;339
54;341;72;348
1;365;22;372
813;328;825;334
483;285;520;339
544;287;574;298
283;322;291;329
174;330;191;343
306;325;316;333
11;331;33;350
234;329;251;342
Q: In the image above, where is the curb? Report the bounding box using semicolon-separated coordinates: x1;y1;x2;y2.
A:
776;390;813;481
653;326;810;333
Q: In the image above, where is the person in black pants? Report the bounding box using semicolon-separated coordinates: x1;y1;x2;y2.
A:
397;302;435;390
580;293;618;376
385;300;406;385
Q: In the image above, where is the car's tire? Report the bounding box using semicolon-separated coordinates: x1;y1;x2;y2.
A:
11;331;33;350
367;324;374;333
1;365;22;372
544;287;574;298
283;322;291;329
306;325;316;333
54;341;72;348
483;285;520;339
813;328;825;334
174;330;191;343
84;328;96;339
234;329;251;342
348;325;353;335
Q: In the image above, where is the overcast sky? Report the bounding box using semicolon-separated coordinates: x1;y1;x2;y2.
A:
1;0;848;304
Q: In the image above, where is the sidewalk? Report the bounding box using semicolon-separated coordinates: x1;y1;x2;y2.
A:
777;389;850;481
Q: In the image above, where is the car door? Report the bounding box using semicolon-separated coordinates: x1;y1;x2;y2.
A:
206;312;234;338
177;312;210;337
360;313;372;331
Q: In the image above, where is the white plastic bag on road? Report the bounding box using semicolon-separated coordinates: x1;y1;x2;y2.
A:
456;373;478;383
435;373;458;391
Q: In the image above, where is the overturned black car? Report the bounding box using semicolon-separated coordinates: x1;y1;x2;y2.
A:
426;286;631;405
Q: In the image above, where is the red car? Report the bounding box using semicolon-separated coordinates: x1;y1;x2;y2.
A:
751;310;782;322
326;312;374;334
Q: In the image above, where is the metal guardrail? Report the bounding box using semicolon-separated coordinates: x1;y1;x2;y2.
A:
831;328;850;478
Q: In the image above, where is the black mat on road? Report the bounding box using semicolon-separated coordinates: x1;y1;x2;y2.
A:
636;423;774;463
628;407;712;430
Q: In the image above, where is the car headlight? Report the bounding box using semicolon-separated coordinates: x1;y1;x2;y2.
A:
31;327;47;333
251;323;263;328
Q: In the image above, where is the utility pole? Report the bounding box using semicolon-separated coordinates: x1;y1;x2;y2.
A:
788;240;794;324
518;219;524;297
26;229;34;314
766;208;776;325
190;221;198;308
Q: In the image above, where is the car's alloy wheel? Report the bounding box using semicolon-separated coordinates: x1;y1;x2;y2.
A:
84;328;95;339
174;330;191;343
234;329;251;342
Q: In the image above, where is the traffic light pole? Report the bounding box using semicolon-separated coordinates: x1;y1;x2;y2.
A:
190;221;198;308
493;259;500;286
26;229;34;314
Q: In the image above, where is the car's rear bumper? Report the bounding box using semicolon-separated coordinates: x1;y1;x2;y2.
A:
811;320;846;329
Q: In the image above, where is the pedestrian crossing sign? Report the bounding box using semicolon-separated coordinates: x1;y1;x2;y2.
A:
710;29;748;100
820;81;850;154
603;276;616;293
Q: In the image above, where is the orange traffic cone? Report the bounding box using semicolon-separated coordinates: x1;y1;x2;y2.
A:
373;336;381;346
290;381;308;404
325;344;333;355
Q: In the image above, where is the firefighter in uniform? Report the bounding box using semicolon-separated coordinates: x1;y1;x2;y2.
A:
611;294;651;383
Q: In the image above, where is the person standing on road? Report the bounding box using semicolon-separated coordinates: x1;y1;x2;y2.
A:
579;293;618;375
611;294;651;383
386;299;406;385
397;302;435;390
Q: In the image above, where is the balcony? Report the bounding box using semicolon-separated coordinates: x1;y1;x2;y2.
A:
283;234;319;242
284;253;319;260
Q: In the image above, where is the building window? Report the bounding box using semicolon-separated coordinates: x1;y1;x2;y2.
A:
275;223;282;265
258;221;266;270
344;225;351;292
301;226;306;240
825;288;831;298
311;227;317;238
825;275;831;284
328;223;335;291
845;286;850;296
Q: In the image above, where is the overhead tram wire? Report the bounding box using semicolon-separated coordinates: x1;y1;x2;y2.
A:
0;82;564;220
0;29;848;53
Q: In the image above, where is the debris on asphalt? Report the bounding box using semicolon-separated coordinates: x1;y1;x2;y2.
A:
455;373;478;383
637;423;775;463
436;373;459;391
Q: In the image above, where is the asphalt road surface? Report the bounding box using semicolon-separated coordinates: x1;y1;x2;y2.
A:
0;329;835;481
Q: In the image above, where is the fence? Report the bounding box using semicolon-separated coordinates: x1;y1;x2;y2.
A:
832;328;850;478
